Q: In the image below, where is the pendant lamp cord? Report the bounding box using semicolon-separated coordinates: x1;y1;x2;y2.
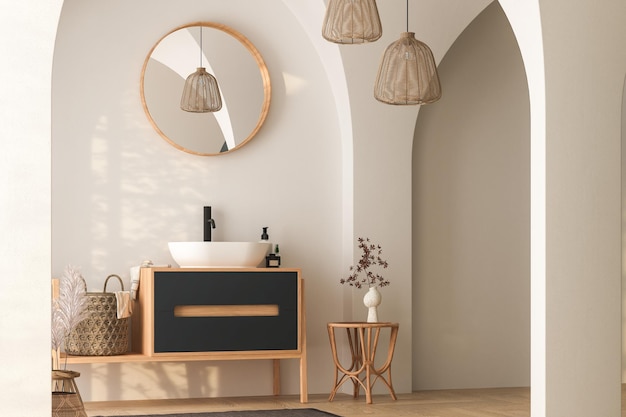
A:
199;26;203;67
406;0;409;32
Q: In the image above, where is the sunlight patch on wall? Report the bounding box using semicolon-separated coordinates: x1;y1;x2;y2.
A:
283;72;309;95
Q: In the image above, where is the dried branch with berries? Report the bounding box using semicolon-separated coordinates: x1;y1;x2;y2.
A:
340;237;390;289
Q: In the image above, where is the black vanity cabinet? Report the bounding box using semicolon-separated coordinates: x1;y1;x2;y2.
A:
130;267;307;402
152;269;298;352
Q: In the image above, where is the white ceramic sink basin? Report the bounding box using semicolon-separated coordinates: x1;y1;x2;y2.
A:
168;241;272;268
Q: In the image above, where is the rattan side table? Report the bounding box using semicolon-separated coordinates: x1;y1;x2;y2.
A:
327;322;399;404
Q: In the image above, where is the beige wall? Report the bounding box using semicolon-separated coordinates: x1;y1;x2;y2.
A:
623;75;626;384
541;0;625;415
412;2;530;390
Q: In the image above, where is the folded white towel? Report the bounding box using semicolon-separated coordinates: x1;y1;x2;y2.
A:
115;291;132;319
130;265;141;300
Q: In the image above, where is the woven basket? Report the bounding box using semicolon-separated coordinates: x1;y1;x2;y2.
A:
65;274;130;356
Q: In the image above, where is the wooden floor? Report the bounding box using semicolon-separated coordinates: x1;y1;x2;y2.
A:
83;384;626;416
84;385;626;417
85;388;531;417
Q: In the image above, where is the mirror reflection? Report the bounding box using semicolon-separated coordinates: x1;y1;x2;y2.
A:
141;22;271;156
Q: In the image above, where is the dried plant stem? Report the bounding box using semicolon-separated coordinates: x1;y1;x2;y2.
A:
51;265;89;370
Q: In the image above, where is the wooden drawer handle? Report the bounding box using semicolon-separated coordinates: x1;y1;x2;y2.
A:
174;304;279;317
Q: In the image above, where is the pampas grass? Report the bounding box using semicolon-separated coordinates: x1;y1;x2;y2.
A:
52;265;89;369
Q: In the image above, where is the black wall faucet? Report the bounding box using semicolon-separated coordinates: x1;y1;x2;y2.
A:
204;206;216;242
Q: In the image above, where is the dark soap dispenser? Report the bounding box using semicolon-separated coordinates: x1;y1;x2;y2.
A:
260;227;269;242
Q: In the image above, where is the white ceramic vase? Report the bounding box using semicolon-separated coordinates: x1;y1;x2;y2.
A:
363;286;382;322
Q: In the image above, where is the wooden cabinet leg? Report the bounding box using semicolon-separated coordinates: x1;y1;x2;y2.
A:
300;355;308;403
273;359;280;396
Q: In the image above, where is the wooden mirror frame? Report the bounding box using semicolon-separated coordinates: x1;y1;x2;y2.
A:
140;22;271;156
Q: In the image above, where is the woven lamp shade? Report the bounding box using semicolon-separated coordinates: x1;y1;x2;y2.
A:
180;67;222;112
374;32;442;105
322;0;382;44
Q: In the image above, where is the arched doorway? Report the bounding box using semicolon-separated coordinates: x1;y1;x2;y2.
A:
412;1;530;390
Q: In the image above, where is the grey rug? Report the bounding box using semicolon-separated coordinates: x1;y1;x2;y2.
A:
96;408;340;417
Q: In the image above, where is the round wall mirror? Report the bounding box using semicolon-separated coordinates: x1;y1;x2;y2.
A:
141;22;271;156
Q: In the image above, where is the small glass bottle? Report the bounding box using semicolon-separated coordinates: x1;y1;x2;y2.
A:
265;244;281;268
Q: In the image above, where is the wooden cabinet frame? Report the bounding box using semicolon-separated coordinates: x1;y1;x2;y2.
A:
63;267;308;403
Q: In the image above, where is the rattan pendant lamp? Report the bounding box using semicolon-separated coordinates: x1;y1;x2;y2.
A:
180;26;222;113
322;0;382;44
374;0;441;105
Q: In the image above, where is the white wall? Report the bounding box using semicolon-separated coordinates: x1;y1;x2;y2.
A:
0;1;62;415
412;2;530;390
52;0;347;400
496;1;547;414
